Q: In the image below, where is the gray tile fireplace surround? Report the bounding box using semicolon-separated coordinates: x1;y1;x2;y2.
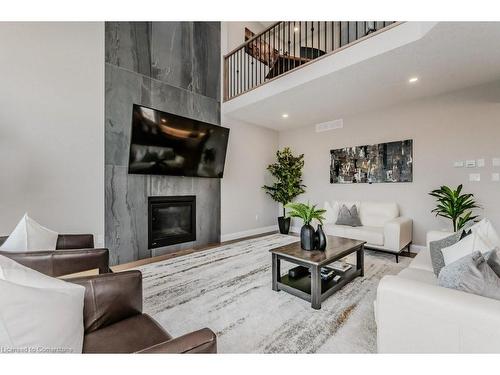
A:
105;22;221;265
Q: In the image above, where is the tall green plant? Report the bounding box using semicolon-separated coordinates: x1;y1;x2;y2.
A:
285;202;326;226
262;147;306;216
429;184;479;231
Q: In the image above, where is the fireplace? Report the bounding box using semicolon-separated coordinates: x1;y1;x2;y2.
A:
148;196;196;249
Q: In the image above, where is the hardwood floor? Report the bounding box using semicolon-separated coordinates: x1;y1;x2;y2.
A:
61;231;278;278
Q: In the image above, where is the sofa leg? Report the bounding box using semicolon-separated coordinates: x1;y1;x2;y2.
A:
395;254;399;263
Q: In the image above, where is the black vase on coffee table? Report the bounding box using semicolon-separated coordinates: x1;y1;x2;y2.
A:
314;224;327;251
300;224;315;250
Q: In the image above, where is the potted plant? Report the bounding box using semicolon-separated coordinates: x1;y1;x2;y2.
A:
285;202;326;250
262;147;306;234
429;184;480;231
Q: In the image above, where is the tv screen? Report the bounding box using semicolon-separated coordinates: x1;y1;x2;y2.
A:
128;104;230;178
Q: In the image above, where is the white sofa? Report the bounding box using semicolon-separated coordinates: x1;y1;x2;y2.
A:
376;230;500;353
323;201;412;262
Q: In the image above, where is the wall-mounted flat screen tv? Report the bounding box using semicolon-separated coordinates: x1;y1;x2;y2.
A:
128;104;229;178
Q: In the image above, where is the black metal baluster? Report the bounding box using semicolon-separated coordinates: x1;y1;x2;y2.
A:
281;22;284;77
311;22;314;58
245;42;250;90
340;22;343;47
298;22;302;66
251;45;254;89
233;54;236;96
293;21;296;62
324;21;327;54
267;30;270;81
304;21;309;58
258;35;261;85
255;35;257;86
273;27;280;78
331;21;334;51
287;21;290;73
279;22;282;77
316;21;321;57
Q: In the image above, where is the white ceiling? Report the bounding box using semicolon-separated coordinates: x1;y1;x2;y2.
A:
223;22;500;130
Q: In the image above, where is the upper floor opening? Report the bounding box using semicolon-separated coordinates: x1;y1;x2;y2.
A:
223;21;397;101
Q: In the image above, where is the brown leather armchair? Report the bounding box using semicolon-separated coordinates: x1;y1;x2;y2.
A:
0;234;111;276
70;270;217;353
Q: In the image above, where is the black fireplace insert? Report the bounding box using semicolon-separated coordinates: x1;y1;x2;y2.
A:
148;195;196;249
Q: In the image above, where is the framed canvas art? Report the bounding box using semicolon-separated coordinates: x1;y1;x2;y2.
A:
330;139;413;184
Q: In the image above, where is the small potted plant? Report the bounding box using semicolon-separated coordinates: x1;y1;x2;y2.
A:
285;202;326;250
262;148;306;234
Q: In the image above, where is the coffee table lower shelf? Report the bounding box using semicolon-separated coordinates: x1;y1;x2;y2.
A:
276;267;362;307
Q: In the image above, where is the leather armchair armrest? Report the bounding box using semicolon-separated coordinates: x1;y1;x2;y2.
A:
0;248;110;277
136;328;217;354
70;270;143;333
383;217;413;252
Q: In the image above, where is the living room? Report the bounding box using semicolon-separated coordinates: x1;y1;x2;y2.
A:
1;1;500;374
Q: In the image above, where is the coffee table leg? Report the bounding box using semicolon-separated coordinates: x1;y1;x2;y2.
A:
272;253;281;291
311;265;321;310
357;244;365;277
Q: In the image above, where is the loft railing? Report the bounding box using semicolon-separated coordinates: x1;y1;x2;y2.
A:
223;21;399;101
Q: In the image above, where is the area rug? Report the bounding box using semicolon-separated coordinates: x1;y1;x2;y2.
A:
135;234;410;353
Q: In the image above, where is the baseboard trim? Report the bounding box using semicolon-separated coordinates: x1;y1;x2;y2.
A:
221;225;278;242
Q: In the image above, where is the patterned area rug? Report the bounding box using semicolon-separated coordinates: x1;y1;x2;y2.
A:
136;234;409;353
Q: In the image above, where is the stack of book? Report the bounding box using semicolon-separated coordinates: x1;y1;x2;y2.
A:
329;262;352;273
320;268;335;282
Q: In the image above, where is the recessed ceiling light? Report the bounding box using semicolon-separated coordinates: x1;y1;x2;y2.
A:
408;77;419;83
282;113;289;118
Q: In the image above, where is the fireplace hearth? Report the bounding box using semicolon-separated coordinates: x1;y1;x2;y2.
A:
148;196;196;249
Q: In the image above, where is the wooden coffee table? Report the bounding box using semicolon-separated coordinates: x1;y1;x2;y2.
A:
269;236;365;310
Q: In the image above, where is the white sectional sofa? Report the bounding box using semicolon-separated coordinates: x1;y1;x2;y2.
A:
376;230;500;353
323;201;412;262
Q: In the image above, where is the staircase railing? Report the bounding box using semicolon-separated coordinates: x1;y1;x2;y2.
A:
223;21;399;101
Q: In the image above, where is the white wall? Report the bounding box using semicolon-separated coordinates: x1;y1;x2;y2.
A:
0;22;105;244
224;22;268;53
221;117;279;240
221;22;280;240
278;81;500;246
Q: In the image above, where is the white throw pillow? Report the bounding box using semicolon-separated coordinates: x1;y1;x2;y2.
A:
0;214;58;252
441;232;493;266
0;255;85;353
470;219;500;249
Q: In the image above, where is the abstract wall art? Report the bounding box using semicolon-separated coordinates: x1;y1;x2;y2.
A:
330;139;413;184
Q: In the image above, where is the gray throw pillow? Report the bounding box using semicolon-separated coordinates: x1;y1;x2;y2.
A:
438;251;500;301
486;248;500;278
429;221;474;276
335;204;362;227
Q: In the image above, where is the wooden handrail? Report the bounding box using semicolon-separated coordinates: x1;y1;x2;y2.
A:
224;22;281;59
223;21;400;102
